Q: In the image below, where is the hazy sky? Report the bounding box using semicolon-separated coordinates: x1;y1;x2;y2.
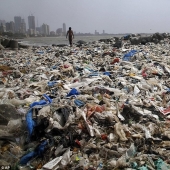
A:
0;0;170;34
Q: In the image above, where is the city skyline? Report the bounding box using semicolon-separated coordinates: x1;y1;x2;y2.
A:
1;0;170;34
0;15;67;36
1;14;107;35
0;14;109;35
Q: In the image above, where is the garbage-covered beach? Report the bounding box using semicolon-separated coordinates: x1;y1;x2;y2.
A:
1;33;170;169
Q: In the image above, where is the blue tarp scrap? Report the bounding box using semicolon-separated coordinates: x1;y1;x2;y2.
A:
26;109;35;136
124;34;131;40
29;100;47;108
19;140;48;165
123;50;137;61
52;65;57;69
74;99;85;107
36;51;44;54
89;73;100;77
154;158;170;170
26;94;52;137
30;94;52;108
47;81;57;87
89;71;111;77
166;88;170;93
131;162;148;170
137;166;148;170
131;162;138;168
66;88;80;97
103;72;110;76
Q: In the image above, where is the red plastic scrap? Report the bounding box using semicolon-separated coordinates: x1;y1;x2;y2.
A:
86;104;106;119
75;139;81;146
142;68;147;78
111;58;119;64
2;70;13;76
160;106;170;115
101;134;107;140
63;64;70;68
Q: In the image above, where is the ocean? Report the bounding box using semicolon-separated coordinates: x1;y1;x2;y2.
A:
18;35;124;46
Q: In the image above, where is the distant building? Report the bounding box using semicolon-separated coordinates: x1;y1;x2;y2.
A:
50;31;55;36
63;23;66;35
14;16;21;33
56;28;62;36
9;21;15;33
36;27;41;35
41;23;50;36
6;21;15;33
47;25;50;35
95;30;99;35
28;15;35;34
0;23;6;32
6;22;10;32
0;20;6;25
103;30;105;34
20;19;26;34
28;29;36;35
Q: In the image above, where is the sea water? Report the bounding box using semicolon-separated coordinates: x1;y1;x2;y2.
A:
18;35;124;46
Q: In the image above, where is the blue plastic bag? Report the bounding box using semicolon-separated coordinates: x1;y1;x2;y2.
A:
137;166;148;170
48;81;57;87
89;73;100;77
30;94;52;108
74;99;85;107
36;51;44;54
19;151;35;165
27;94;52;137
43;94;52;103
123;50;137;61
26;109;35;136
166;88;170;93
154;158;170;170
103;72;110;76
19;140;48;165
67;88;80;97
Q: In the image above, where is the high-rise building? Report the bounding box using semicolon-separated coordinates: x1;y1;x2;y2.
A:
21;19;26;34
14;16;22;33
0;20;6;25
36;27;41;35
95;30;99;35
56;28;62;36
6;22;10;32
6;21;15;33
63;23;66;34
28;15;35;34
47;25;50;35
41;23;50;36
50;31;55;36
9;21;15;33
0;23;6;32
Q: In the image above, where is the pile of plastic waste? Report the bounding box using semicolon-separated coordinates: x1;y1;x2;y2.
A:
0;33;170;169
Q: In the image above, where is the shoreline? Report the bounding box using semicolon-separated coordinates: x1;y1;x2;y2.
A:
1;32;170;49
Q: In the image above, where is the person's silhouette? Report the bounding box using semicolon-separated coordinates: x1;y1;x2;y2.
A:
66;27;74;47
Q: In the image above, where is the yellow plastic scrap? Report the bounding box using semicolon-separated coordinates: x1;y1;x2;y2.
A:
0;65;14;71
76;155;80;161
129;73;136;77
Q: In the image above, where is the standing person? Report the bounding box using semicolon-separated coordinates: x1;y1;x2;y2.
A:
66;27;74;47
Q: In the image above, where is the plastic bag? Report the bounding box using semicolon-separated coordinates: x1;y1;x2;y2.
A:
19;140;48;165
61;148;71;166
154;158;170;170
43;156;62;170
26;109;35;136
66;88;80;97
